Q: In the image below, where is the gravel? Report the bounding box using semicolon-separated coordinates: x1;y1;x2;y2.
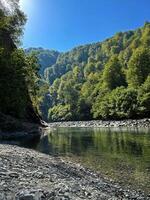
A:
0;144;149;200
48;119;150;128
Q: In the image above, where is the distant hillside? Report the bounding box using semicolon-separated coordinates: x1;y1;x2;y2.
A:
25;48;60;77
30;22;150;122
28;23;150;85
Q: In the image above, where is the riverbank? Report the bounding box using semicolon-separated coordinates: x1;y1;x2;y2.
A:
0;144;149;199
49;118;150;128
0;112;48;141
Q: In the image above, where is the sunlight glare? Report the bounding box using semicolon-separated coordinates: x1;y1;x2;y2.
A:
19;0;34;14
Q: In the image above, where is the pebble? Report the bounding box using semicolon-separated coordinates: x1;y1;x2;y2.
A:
48;118;150;128
0;144;149;199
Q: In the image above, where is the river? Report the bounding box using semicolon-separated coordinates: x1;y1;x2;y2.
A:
28;127;150;194
6;126;149;194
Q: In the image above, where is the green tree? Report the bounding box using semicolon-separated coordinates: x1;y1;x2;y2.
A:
39;22;150;121
84;62;96;77
127;47;150;88
0;8;40;120
138;76;150;117
48;104;72;121
102;56;125;90
92;87;138;119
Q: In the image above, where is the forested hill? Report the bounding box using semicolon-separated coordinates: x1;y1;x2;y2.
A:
25;48;60;77
0;8;41;124
29;22;150;122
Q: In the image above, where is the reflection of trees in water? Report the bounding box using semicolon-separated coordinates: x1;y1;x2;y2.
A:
43;129;95;156
71;134;94;155
35;127;150;193
92;129;146;157
126;141;143;156
39;128;150;163
37;128;150;172
36;135;53;155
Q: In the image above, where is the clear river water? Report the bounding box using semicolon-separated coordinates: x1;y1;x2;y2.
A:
29;127;150;193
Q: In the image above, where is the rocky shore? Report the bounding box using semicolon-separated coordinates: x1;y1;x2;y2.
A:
0;112;48;141
49;118;150;128
0;144;149;200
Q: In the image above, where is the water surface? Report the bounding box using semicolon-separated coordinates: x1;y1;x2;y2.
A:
36;127;150;193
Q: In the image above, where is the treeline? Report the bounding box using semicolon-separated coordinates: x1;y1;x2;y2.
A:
0;6;40;122
34;22;150;122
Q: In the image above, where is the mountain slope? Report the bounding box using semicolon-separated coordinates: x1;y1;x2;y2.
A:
32;22;150;121
25;48;60;77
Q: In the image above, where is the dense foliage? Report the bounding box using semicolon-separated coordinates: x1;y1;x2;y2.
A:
25;48;59;77
1;3;149;124
35;22;150;122
0;6;40;120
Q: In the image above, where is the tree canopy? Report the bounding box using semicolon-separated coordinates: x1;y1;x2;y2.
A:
0;5;40;121
27;22;150;121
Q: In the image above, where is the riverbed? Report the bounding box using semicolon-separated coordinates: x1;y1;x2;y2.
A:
0;144;149;199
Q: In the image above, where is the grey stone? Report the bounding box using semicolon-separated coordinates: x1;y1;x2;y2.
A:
0;144;148;199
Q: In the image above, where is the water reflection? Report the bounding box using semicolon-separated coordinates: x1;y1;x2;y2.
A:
36;127;150;193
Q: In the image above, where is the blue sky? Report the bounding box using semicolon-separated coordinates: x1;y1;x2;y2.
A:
20;0;150;52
